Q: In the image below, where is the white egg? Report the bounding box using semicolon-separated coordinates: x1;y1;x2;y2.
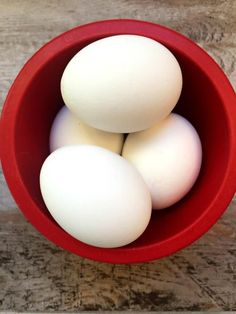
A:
49;106;124;153
122;113;202;209
61;35;182;133
40;145;152;248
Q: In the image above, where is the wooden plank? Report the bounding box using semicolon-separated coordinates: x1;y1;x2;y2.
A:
0;204;235;311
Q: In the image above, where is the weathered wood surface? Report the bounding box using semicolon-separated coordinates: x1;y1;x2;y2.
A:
0;0;235;311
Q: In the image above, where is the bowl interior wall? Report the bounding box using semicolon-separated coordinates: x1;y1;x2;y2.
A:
14;38;230;247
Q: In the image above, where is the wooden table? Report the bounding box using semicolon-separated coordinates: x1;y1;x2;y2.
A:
0;0;235;311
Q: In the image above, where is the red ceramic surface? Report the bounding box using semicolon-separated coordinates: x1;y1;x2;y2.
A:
0;20;236;263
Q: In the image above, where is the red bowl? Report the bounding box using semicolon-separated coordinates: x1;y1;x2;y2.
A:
1;20;236;263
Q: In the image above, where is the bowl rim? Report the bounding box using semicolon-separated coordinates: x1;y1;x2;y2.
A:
1;19;236;264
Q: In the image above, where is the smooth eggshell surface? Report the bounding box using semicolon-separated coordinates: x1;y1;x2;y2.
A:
122;113;202;209
40;145;152;248
61;35;182;133
49;106;124;153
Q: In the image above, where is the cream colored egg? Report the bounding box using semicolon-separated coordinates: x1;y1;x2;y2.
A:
122;113;202;209
61;35;182;133
49;106;124;153
40;145;152;248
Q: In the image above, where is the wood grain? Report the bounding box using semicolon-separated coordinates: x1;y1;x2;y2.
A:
0;202;236;311
0;0;235;311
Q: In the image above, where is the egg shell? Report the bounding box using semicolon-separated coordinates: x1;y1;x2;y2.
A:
49;106;124;153
40;145;152;248
61;35;182;133
122;113;202;209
